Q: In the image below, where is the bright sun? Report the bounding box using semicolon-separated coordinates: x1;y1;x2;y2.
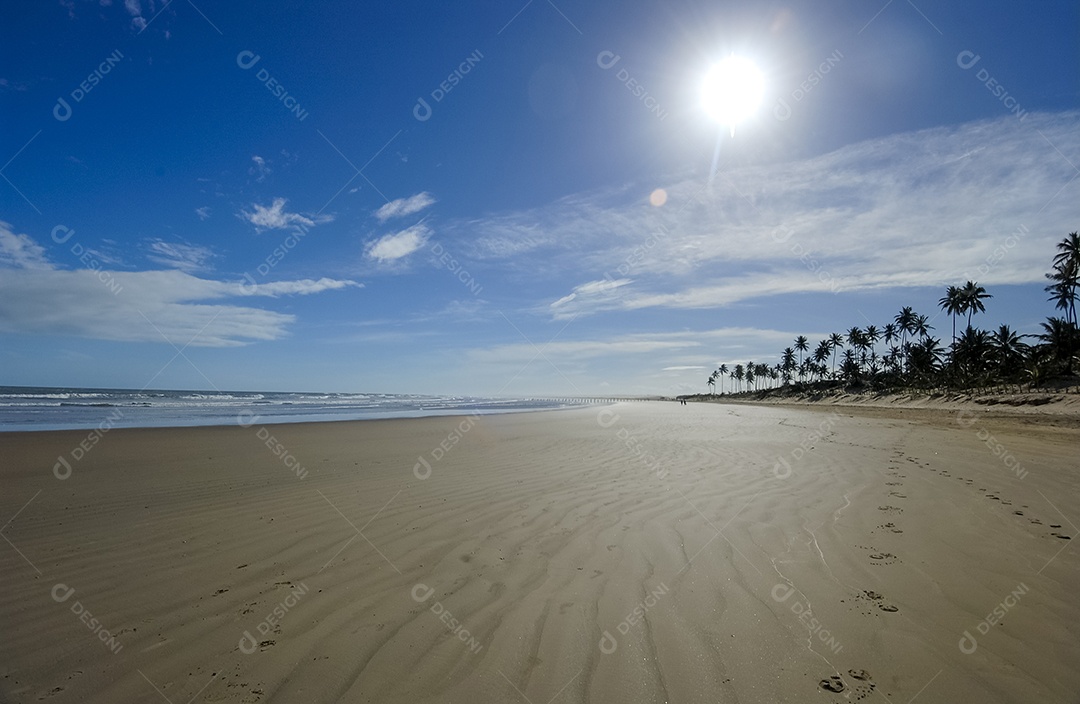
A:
701;56;765;135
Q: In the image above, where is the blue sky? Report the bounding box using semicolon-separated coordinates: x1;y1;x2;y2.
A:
0;0;1077;396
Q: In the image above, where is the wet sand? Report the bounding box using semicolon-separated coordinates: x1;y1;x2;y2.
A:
1;402;1077;703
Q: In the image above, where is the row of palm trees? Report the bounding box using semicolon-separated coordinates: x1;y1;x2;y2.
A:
703;233;1080;394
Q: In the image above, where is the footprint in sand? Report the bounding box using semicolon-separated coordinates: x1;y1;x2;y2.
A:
1051;533;1072;540
868;552;899;565
889;491;907;499
819;670;877;699
856;590;900;614
885;481;903;486
819;675;845;692
878;505;903;514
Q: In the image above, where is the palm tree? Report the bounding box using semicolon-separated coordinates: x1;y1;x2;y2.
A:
960;281;992;327
1037;317;1080;375
1045;235;1079;326
912;314;933;340
938;285;964;344
894;307;916;349
707;372;716;395
782;348;796;384
794;336;809;381
733;364;745;393
864;325;880;359
828;333;844;378
990;325;1028;384
813;340;830;382
745;363;756;392
717;363;728;394
882;323;898;348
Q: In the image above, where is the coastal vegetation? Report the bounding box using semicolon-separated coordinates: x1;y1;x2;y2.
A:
700;233;1080;396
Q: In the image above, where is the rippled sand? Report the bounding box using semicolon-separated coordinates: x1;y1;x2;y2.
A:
1;403;1077;702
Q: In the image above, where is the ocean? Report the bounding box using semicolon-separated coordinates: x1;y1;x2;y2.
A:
0;386;595;432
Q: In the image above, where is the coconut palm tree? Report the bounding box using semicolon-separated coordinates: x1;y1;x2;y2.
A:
782;348;796;384
990;325;1028;384
707;372;716;395
794;336;809;381
717;363;728;394
1037;317;1080;375
813;340;830;381
733;364;745;392
960;281;992;327
938;285;965;344
745;363;756;391
864;325;880;359
912;314;933;340
1045;235;1079;326
828;333;844;377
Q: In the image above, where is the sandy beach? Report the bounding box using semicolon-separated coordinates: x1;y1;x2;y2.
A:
1;402;1077;703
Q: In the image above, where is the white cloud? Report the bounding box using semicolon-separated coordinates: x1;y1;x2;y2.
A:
550;278;630;310
195;206;211;221
240;278;360;297
0;227;358;347
366;223;430;263
374;192;435;222
241;198;330;231
146;239;216;273
0;221;53;270
249;155;271;182
439;111;1079;318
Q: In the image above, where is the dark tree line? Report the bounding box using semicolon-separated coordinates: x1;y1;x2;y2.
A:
704;233;1080;395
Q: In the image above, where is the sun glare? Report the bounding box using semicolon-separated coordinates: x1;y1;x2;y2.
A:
701;56;765;135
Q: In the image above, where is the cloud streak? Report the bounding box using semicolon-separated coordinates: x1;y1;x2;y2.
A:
435;112;1078;319
374;192;436;222
366;223;431;263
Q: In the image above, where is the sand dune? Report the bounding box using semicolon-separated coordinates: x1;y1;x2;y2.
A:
1;403;1077;703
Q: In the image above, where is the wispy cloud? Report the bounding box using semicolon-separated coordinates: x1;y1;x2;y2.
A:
366;223;430;263
0;221;53;270
374;192;436;222
249;155;271;182
0;226;358;347
195;206;211;221
146;239;216;273
240;198;331;231
441;112;1079;319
